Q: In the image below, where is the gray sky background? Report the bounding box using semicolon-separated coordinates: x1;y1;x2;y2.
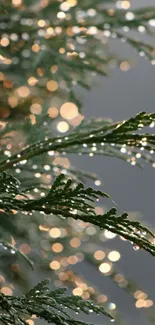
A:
69;2;155;324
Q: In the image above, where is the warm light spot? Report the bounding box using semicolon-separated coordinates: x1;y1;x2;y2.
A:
1;38;9;47
1;287;13;295
95;207;104;215
8;96;18;108
135;299;145;308
60;102;79;120
28;76;38;86
0;72;4;80
10;236;16;246
32;44;40;53
57;121;69;133
52;243;63;253
144;300;154;308
60;257;69;267
121;1;130;9
73;287;83;296
59;48;65;54
60;2;70;11
48;107;59;118
46;80;58;92
120;61;130;71
12;0;22;6
53;157;70;168
49;260;60;270
49;228;61;238
97;294;107;303
17;86;30;98
39;224;50;232
99;262;111;274
47;27;55;36
50;65;58;73
70;238;81;248
79;283;88;290
19;244;31;254
134;290;148;300
94;250;105;261
59;272;69;281
26;320;34;325
104;230;116;239
68;255;78;264
67;0;77;6
38;20;46;27
82;292;90;299
0;275;5;283
108;251;121;262
30;103;42;115
57;12;66;19
29;114;36;125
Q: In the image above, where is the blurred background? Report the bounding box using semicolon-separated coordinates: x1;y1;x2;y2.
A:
1;1;155;325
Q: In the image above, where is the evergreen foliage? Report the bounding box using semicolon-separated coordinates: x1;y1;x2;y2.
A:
1;1;155;325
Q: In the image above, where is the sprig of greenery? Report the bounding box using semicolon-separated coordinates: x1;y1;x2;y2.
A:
0;173;155;258
0;112;155;171
0;279;113;325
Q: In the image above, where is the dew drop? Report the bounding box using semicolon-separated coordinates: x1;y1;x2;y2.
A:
133;244;140;251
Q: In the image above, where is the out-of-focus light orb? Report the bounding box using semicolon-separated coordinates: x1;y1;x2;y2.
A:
46;80;58;92
108;303;116;310
57;121;69;133
26;320;34;325
108;250;121;262
52;243;63;253
38;20;46;27
48;107;59;118
57;12;66;19
94;250;105;261
125;12;135;21
104;230;116;239
49;228;61;238
94;180;101;186
135;299;145;308
49;261;60;270
17;86;30;98
28;76;38;86
73;288;83;296
19;244;31;254
120;61;130;71
67;0;77;6
70;237;81;248
144;300;153;308
134;290;148;300
60;102;79;119
30;103;42;114
12;0;22;6
121;1;130;9
1;287;13;295
149;19;155;27
99;262;111;274
60;1;70;11
1;38;9;47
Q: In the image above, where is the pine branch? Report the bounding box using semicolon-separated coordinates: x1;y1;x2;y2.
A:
0;279;113;325
1;1;155;114
0;112;155;171
0;173;155;258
